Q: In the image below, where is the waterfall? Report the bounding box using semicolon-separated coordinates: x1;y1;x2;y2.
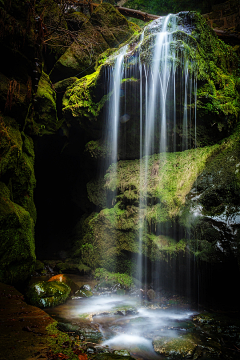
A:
104;14;197;285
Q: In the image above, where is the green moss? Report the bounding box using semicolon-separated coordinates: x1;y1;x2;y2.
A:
104;145;221;219
74;288;93;297
53;77;78;92
191;13;240;128
35;260;45;273
31;71;59;134
85;139;112;161
63;66;109;132
179;131;240;262
78;130;240;266
153;334;197;358
46;323;79;360
26;280;71;308
50;3;136;83
0;181;35;284
94;268;136;289
55;261;91;274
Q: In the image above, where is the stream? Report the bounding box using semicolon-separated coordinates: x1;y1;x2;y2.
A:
44;275;199;359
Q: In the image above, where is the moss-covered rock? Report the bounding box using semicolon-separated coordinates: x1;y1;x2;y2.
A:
53;77;78;93
0;116;36;284
50;3;138;83
179;132;240;263
153;335;198;359
74;285;93;298
26;280;71;308
153;332;222;359
63;67;107;136
94;268;136;289
35;259;45;273
54;260;91;274
26;71;59;135
71;130;240;270
65;11;88;31
63;12;239;152
48;274;80;295
0;182;35;284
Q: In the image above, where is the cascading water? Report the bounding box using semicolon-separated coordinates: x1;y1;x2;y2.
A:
104;13;197;287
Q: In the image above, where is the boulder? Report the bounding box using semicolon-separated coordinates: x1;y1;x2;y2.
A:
26;280;71;308
50;4;138;83
74;284;93;298
48;274;80;295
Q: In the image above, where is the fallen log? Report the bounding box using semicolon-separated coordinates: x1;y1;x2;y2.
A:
64;1;240;43
115;6;159;22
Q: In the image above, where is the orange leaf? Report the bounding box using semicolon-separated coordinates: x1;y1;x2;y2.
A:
78;354;88;360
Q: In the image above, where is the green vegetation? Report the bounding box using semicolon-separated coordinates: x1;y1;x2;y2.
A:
26;280;71;308
94;268;136;288
26;71;59;135
50;3;138;82
63;67;108;128
75;129;240;268
192;13;240;131
0;116;36;284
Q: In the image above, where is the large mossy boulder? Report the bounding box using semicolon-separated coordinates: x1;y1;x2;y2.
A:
26;280;71;308
71;131;240;271
50;3;138;83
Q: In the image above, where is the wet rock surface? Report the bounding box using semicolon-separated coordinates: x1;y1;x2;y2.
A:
26;280;71;308
73;284;94;298
58;321;103;343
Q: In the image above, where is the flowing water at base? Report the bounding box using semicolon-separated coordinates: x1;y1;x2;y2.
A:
45;275;198;360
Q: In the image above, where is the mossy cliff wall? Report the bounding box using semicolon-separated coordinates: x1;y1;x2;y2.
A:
64;12;240;281
0;0;239;292
0;1;139;284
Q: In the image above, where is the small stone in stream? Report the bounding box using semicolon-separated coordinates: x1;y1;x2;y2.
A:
113;349;131;356
147;289;156;300
93;345;111;354
86;347;95;354
74;286;93;298
81;284;92;291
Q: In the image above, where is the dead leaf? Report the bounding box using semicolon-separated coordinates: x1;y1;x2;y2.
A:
78;354;88;360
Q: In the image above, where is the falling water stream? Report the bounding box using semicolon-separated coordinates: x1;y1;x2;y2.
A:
46;14;199;359
104;14;197;287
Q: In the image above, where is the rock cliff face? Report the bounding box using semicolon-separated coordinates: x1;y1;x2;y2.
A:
63;11;240;266
0;1;137;284
0;0;239;301
202;0;240;32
